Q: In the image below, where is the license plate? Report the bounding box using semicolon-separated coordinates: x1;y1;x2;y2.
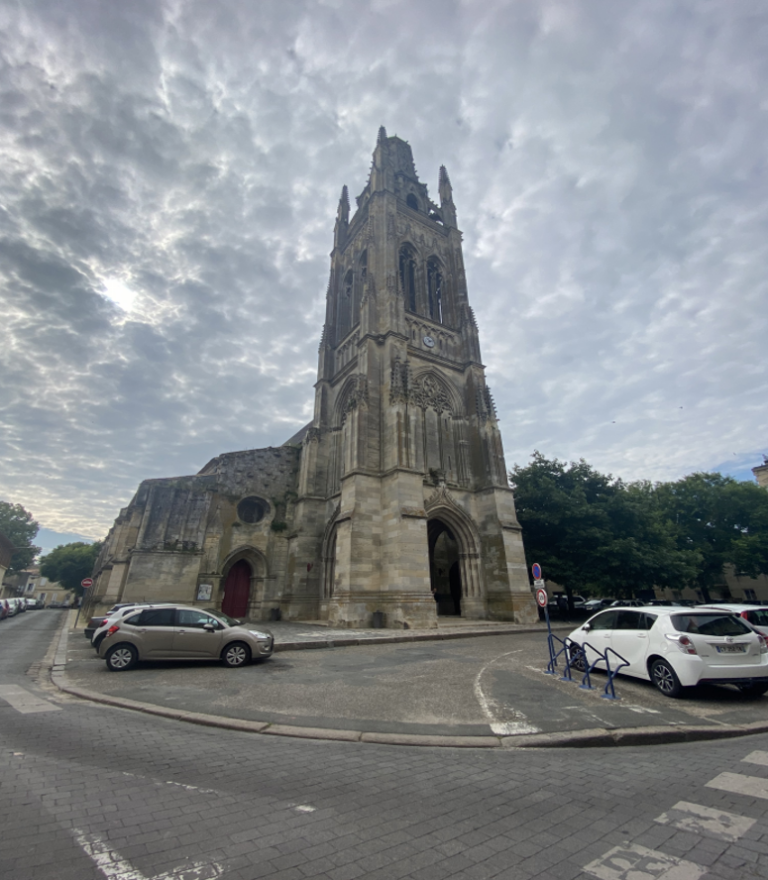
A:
715;645;746;654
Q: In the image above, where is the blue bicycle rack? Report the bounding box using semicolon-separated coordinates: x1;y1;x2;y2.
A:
549;637;629;700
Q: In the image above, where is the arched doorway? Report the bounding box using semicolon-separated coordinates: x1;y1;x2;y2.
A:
428;518;462;616
222;559;251;618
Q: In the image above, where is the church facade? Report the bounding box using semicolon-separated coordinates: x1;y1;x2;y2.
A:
92;130;537;628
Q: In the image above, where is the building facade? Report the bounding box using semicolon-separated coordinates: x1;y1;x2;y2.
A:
92;130;537;628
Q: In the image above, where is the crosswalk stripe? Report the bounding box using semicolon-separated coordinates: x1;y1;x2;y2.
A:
706;771;768;800
742;750;768;767
583;843;705;880
654;800;755;841
0;684;61;714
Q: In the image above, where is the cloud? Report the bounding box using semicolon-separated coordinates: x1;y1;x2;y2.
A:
0;0;766;537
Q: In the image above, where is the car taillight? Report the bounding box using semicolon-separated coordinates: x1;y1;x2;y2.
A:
106;625;120;637
670;634;698;655
758;635;768;654
741;611;750;619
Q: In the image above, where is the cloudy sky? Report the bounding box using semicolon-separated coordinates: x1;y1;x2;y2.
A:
1;0;766;550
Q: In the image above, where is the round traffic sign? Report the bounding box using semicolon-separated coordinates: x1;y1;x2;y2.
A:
81;578;93;588
535;587;548;608
532;563;542;581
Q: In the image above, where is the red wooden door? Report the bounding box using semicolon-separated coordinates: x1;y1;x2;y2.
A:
222;560;251;618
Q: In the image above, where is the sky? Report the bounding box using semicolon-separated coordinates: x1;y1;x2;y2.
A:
1;0;766;548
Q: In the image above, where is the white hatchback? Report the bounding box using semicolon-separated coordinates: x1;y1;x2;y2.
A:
696;604;768;637
567;608;768;698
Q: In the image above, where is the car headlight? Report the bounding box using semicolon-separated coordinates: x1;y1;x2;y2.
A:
249;630;270;640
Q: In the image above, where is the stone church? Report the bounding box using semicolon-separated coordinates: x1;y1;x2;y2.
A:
92;129;537;628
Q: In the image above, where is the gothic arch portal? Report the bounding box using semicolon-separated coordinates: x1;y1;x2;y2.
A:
219;546;267;619
425;492;484;612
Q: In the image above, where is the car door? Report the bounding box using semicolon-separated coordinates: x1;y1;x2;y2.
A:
128;608;178;658
172;609;226;658
608;610;655;677
576;610;617;668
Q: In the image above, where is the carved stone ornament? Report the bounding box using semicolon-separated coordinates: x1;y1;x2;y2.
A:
305;427;321;443
389;354;410;404
341;375;369;423
413;373;452;414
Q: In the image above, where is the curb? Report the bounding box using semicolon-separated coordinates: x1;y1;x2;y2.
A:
49;616;768;750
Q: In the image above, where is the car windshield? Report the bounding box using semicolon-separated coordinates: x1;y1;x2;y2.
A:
209;611;240;627
672;613;752;637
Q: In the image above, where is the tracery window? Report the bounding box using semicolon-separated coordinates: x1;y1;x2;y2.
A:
337;269;354;338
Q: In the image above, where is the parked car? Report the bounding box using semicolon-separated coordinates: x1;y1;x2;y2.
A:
697;605;768;638
583;599;613;613
609;599;645;607
567;607;768;698
85;603;149;642
97;605;273;671
91;604;174;651
0;598;9;619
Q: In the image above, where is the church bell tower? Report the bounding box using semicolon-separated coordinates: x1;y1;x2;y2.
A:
291;128;537;628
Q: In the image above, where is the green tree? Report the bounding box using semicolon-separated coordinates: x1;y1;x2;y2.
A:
509;452;696;605
0;500;41;572
39;541;103;597
655;473;768;601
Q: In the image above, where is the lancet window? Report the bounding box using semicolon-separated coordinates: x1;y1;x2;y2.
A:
427;259;443;324
399;245;417;312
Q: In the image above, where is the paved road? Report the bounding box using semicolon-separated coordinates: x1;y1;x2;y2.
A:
3;611;768;879
64;621;768;741
0;613;768;880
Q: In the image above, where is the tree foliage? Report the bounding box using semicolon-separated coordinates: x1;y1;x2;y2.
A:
0;500;41;572
39;541;103;596
510;452;696;602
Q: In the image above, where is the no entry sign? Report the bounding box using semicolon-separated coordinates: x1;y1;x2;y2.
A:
81;578;93;588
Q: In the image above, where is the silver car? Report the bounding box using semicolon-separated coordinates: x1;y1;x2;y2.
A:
98;605;273;671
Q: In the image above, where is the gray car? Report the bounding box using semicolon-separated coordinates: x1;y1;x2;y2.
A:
97;605;273;671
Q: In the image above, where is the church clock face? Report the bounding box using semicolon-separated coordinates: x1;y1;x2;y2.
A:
423;335;435;348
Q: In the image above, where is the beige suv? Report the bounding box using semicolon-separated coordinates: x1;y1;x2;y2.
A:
98;605;273;671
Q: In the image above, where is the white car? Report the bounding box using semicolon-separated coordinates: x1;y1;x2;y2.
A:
696;604;768;637
567;607;768;698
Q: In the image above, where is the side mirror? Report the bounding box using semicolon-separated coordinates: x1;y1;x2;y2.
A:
203;623;215;632
583;624;591;633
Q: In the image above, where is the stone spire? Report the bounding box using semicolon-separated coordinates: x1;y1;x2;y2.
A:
438;165;456;227
333;185;349;249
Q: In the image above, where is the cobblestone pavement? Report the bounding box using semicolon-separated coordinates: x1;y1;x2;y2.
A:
4;611;768;879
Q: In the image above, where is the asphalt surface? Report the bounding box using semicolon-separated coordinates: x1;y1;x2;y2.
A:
4;610;768;880
54;611;768;748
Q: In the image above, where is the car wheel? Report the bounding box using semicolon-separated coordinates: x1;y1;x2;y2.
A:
650;658;683;698
569;644;587;673
105;644;138;672
737;682;768;699
221;642;251;668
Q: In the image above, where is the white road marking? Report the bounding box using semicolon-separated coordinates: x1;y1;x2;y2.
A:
0;684;61;714
706;772;768;800
295;804;316;813
655;800;755;841
73;828;223;880
474;651;541;736
625;706;661;715
743;750;768;767
584;844;705;880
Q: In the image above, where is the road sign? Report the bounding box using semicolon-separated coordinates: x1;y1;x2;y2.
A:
534;578;545;588
81;578;93;588
535;587;548;608
532;563;542;581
